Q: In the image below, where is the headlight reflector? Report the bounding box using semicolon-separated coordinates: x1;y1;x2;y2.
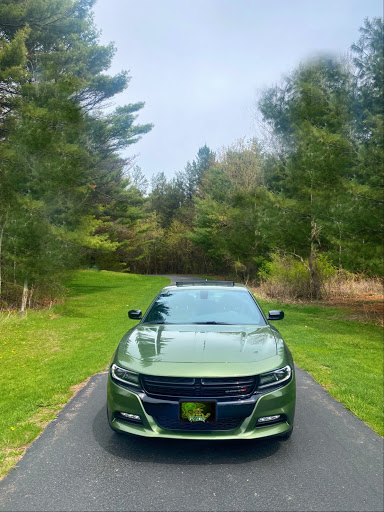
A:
111;364;140;388
258;365;292;389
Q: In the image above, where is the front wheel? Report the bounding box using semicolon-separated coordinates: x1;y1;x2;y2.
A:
279;427;293;440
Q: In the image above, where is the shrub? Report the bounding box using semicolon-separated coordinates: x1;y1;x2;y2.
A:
258;252;336;300
324;270;384;299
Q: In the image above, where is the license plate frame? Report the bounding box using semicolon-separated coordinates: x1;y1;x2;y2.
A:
179;400;217;424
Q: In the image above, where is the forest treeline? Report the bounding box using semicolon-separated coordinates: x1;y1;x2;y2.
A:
0;1;383;310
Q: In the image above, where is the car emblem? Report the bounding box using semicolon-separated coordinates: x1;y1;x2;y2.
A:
226;388;247;394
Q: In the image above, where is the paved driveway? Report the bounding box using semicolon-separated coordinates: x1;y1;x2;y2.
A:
0;368;382;512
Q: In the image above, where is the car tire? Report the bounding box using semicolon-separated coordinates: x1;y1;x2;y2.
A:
106;404;117;432
279;427;293;440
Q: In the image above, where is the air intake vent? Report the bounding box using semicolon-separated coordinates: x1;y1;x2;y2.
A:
154;416;242;431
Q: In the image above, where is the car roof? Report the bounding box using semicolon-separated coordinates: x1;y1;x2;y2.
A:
163;281;248;291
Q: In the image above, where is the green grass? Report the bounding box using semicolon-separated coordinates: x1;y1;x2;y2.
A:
0;270;169;478
256;298;384;436
0;273;382;478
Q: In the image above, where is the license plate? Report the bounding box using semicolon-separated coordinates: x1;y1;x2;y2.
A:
179;401;216;423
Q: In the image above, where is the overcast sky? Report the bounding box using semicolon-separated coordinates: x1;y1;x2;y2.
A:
93;0;383;180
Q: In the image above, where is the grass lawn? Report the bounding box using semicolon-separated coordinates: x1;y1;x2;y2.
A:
256;298;383;437
0;270;170;478
0;273;382;478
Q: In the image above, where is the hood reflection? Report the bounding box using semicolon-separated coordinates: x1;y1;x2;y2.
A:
121;324;277;365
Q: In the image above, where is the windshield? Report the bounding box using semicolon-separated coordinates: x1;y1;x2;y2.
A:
142;288;266;325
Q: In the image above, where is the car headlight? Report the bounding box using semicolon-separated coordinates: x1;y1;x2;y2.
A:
258;365;292;389
111;363;141;388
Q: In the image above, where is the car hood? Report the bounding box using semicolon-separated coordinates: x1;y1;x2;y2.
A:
115;324;287;377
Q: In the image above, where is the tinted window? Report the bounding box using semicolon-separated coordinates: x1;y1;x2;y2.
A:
143;289;265;325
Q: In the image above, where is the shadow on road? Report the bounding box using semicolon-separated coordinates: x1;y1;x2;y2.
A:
92;405;282;465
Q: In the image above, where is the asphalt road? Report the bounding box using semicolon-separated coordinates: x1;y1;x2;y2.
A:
0;276;383;511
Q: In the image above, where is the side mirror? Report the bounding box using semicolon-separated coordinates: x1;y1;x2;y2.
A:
128;309;142;320
267;310;284;321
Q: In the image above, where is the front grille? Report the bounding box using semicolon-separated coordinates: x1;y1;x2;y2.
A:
140;375;257;398
154;415;242;431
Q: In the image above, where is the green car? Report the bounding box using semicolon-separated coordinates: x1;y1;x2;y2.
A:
107;281;296;440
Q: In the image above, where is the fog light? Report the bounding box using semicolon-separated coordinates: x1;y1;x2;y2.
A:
257;415;281;423
120;412;141;421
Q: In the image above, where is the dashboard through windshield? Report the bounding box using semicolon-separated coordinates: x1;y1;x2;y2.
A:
142;289;266;325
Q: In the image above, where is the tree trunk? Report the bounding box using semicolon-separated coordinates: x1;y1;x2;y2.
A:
20;280;28;318
0;221;5;300
0;210;9;301
28;285;34;309
337;222;342;270
153;241;157;274
308;221;322;300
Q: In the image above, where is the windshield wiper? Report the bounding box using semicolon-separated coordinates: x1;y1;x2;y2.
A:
192;321;232;325
143;321;173;324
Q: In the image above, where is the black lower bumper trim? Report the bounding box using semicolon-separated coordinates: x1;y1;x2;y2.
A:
140;393;259;421
154;416;242;431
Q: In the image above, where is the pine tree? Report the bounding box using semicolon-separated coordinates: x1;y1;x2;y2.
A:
0;0;152;309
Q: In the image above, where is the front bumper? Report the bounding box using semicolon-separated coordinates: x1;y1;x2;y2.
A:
107;375;296;440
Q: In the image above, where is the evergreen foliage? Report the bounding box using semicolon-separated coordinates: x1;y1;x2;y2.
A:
0;8;382;308
0;0;152;310
131;18;383;289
